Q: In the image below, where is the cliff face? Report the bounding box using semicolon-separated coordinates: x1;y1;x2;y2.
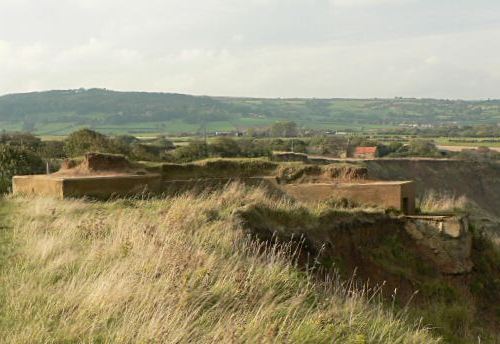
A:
235;203;500;341
366;160;500;217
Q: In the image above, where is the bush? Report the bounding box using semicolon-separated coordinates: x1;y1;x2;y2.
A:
37;141;66;159
270;121;298;137
0;144;44;193
64;129;111;157
210;137;241;157
170;141;208;162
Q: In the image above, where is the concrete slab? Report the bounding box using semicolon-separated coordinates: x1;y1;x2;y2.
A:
13;174;161;199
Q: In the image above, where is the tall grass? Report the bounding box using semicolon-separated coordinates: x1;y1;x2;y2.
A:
418;190;468;214
0;185;439;343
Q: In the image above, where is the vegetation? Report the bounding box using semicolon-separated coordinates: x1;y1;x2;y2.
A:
380;124;500;138
1;184;499;342
418;191;469;214
0;145;44;193
1;89;500;136
0;187;441;343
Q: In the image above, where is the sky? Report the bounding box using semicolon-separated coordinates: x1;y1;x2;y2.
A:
0;0;499;99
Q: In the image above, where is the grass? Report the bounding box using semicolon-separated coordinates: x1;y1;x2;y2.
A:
417;191;469;214
434;137;500;148
0;185;440;343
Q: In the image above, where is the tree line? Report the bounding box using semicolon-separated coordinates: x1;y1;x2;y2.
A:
2;126;499;193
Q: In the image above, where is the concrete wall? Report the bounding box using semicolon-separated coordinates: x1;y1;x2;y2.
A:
158;160;278;180
278;181;415;214
12;176;64;198
13;174;161;199
62;175;161;198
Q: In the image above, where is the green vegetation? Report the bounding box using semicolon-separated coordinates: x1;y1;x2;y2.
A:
0;144;44;193
234;192;500;343
1;89;500;136
0;188;441;343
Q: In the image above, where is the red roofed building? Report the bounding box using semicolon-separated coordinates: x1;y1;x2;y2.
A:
353;146;378;159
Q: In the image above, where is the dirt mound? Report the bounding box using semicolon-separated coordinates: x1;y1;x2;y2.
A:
54;153;146;176
275;163;368;184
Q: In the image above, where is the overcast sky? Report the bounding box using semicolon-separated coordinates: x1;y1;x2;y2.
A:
1;0;499;99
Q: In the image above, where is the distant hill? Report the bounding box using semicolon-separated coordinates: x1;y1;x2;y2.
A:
0;88;499;135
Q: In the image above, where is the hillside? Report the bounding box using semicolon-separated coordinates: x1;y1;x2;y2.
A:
1;89;499;135
0;188;440;343
1;183;499;343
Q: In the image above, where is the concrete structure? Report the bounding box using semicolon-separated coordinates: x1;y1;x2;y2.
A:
12;153;415;215
278;181;416;214
13;174;161;199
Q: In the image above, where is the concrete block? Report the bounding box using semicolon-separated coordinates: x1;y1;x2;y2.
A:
13;174;161;199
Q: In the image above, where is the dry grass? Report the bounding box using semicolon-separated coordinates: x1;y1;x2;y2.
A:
418;190;469;214
418;191;500;245
0;185;440;343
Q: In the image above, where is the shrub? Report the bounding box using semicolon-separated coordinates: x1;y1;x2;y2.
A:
209;137;241;157
64;129;111;157
0;144;44;193
170;140;208;162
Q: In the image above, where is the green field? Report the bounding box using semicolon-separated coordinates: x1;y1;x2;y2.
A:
1;89;499;137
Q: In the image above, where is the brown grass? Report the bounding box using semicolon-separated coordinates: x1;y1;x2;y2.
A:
0;185;440;343
417;190;469;214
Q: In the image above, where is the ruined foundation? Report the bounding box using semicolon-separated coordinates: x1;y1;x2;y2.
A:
13;174;161;199
278;181;416;214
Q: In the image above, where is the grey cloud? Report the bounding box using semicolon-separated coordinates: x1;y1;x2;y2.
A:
0;0;499;98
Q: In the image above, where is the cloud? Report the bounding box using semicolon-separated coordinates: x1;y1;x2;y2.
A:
0;0;499;98
330;0;415;8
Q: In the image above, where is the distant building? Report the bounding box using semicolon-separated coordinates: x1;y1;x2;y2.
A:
353;146;378;159
214;131;243;137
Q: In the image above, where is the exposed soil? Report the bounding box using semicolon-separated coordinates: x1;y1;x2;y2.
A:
53;153;148;177
275;164;368;184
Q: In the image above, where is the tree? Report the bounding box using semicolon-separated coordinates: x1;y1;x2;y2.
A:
130;144;163;162
170;141;207;162
407;140;441;157
0;132;41;151
64;129;110;157
108;135;139;155
210;137;241;157
0;144;44;193
38;141;66;159
270;121;298;138
153;135;175;151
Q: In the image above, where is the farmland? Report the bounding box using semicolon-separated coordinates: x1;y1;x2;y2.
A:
1;89;499;137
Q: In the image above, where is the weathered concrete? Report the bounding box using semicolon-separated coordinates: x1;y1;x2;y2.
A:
405;215;472;274
12;175;65;198
278;181;416;214
13;174;161;199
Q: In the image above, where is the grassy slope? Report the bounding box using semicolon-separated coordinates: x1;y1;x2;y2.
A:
0;186;438;343
2;89;500;136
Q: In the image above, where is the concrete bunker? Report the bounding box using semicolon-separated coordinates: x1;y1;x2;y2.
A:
13;153;161;199
277;181;416;214
12;154;473;274
13;153;415;215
